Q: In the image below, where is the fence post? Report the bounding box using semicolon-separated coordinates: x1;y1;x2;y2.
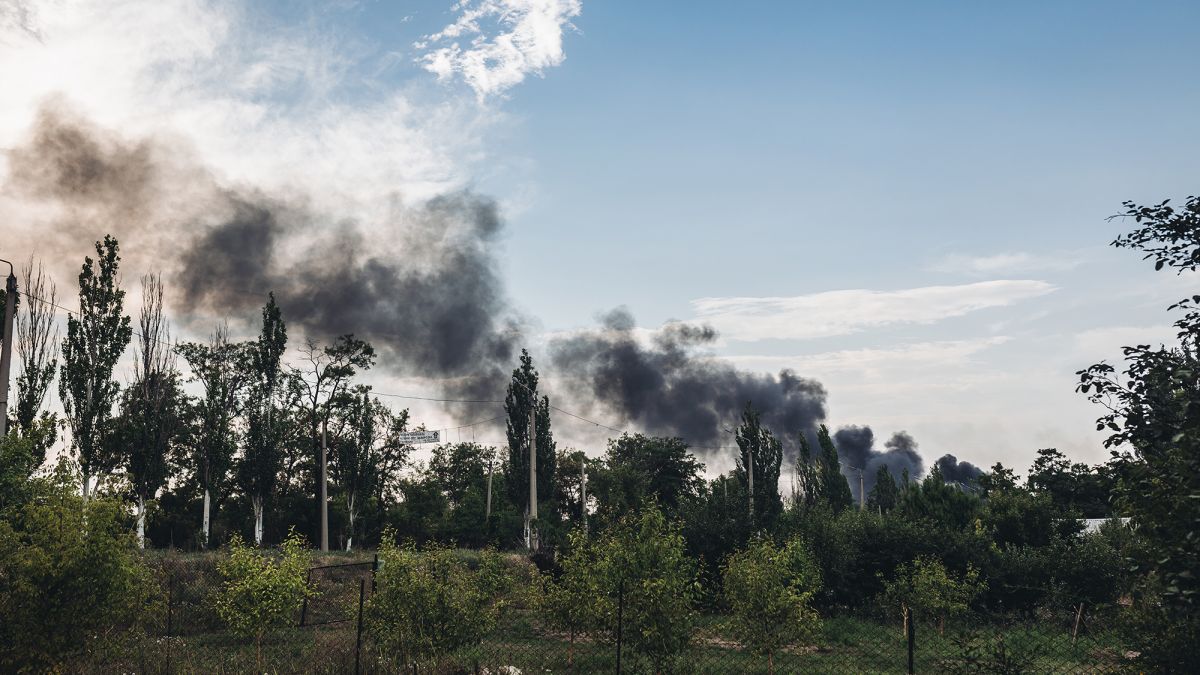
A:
615;578;624;675
372;552;379;593
906;606;915;674
166;574;174;673
300;567;313;627
355;578;366;675
1072;602;1085;646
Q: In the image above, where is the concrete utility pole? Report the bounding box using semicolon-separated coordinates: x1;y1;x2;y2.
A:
320;419;329;552
0;260;15;437
527;395;537;551
485;455;493;522
859;468;866;512
747;445;754;520
580;457;588;534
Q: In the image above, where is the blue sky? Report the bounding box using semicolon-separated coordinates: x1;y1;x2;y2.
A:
3;0;1199;474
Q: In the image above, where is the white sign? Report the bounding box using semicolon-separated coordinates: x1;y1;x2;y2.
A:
396;430;441;445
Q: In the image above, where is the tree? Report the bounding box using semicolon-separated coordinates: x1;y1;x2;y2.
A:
592;433;704;525
329;387;390;551
879;555;984;635
898;465;981;530
595;506;697;673
503;349;555;547
14;256;59;465
734;403;784;529
723;537;822;674
215;530;314;669
1077;195;1200;669
816;424;853;512
366;539;510;665
539;530;607;667
292;334;375;548
59;235;132;501
0;463;154;671
790;435;822;509
176;323;251;548
867;465;899;513
119;274;186;548
238;294;288;545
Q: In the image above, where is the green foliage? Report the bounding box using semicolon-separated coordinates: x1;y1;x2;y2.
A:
59;234;133;492
816;425;854;511
503;349;556;527
367;536;510;663
539;530;608;664
898;464;982;530
595;506;698;673
0;435;39;514
0;464;154;671
215;530;314;647
593;433;705;526
734;403;784;529
867;464;899;512
880;555;984;631
722;537;821;662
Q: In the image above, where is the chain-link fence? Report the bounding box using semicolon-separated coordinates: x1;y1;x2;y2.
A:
72;555;1133;674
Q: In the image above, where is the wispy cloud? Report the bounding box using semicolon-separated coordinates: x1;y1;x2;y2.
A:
691;281;1056;342
928;251;1085;276
724;337;1012;376
416;0;581;100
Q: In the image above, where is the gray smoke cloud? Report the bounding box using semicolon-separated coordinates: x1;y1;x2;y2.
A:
6;101;521;400
934;453;984;486
549;308;828;452
833;426;924;502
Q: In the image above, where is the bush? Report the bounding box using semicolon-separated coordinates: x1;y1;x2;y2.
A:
367;536;510;665
540;530;608;666
595;506;698;674
0;463;155;671
214;530;314;664
880;555;984;634
722;537;821;672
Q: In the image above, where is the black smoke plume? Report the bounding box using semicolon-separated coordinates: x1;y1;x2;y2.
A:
833;427;924;502
934;454;983;486
549;308;827;452
6;102;521;400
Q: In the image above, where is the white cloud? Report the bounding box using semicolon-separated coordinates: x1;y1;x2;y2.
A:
929;251;1085;276
691;280;1057;342
416;0;581;100
723;337;1011;376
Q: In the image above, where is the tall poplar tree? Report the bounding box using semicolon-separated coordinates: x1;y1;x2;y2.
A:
176;324;251;547
238;293;288;545
816;424;853;511
15;257;59;463
733;403;783;529
119;274;185;547
503;349;556;545
59;235;132;501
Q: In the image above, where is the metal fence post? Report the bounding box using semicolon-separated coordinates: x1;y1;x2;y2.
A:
906;606;915;674
355;578;366;675
615;578;624;675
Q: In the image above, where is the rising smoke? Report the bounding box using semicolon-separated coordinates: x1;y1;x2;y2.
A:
7;102;521;399
833;426;924;502
549;308;828;451
934;453;984;485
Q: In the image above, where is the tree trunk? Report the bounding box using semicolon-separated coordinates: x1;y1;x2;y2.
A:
137;494;146;549
768;651;775;675
201;488;211;549
253;496;264;546
82;470;91;504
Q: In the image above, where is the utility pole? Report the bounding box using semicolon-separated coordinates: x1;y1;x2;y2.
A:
320;418;329;552
580;456;588;534
747;444;754;521
485;454;493;522
0;260;15;436
527;394;538;552
859;468;866;512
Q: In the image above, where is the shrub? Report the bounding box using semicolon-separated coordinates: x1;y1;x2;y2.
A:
367;536;510;665
214;530;314;664
0;463;154;671
880;555;984;634
722;537;822;673
595;506;698;674
540;530;608;666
